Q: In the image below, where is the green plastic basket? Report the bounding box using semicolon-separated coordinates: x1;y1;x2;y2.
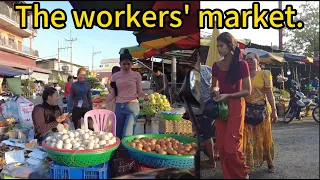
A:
122;134;197;169
161;112;183;121
42;138;120;167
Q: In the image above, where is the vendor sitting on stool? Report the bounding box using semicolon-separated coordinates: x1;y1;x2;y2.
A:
32;87;69;142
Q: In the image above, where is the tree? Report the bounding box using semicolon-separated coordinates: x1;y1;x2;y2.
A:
85;77;101;89
284;1;319;57
272;45;279;50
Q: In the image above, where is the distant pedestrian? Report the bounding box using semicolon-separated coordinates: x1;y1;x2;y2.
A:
153;66;171;102
64;76;73;104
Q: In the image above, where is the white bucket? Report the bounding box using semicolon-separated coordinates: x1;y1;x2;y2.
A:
151;119;159;134
134;118;146;135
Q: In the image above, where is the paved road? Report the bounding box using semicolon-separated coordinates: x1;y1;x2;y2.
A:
200;118;319;179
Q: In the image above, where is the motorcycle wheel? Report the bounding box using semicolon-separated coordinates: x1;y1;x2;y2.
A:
312;106;319;123
284;107;296;124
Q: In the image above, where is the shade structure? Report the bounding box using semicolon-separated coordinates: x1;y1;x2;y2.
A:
135;31;199;49
0;65;26;77
69;1;199;37
205;28;221;67
243;48;285;64
119;45;150;59
273;52;313;63
119;45;182;59
200;38;250;49
300;57;314;63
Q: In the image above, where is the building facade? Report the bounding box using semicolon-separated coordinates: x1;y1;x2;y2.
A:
0;1;51;81
36;58;83;83
97;58;119;79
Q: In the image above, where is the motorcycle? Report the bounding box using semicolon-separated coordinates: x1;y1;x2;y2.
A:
284;86;315;123
312;97;319;123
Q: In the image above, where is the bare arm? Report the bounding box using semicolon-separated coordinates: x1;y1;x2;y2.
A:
265;88;276;110
210;76;218;98
137;73;146;98
229;77;252;98
106;78;112;92
105;88;116;103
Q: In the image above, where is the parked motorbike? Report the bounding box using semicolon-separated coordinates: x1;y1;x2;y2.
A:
284;86;314;123
312;97;319;123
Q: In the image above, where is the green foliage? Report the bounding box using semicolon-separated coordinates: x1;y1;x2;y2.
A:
284;1;320;57
56;77;66;90
100;91;106;96
21;79;35;96
85;77;100;89
280;90;290;99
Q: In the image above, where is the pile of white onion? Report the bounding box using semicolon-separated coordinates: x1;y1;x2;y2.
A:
45;129;117;150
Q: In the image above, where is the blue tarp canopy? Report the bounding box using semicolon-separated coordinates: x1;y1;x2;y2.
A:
0;65;26;77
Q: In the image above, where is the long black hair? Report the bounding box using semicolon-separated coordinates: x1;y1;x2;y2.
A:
67;75;73;82
42;87;57;102
217;32;241;85
120;49;133;62
111;66;120;74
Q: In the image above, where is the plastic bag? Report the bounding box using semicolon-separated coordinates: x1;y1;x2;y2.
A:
218;101;229;121
164;107;186;115
2;162;48;179
1;98;18;119
16;97;34;128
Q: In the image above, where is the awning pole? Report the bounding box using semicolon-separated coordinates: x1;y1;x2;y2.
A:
172;56;177;90
134;59;152;70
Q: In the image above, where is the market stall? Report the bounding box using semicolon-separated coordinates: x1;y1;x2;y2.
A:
0;88;194;179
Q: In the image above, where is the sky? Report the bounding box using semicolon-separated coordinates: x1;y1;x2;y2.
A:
30;1;317;70
30;1;138;71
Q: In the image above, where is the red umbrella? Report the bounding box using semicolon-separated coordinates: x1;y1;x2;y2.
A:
173;32;200;49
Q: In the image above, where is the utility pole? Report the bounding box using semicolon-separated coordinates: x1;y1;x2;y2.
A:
92;46;101;71
65;30;77;75
278;1;283;51
57;40;71;72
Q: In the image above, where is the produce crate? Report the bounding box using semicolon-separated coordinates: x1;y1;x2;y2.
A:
159;118;194;136
277;104;287;117
49;162;110;179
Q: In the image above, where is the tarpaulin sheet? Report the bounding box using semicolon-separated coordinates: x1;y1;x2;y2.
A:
0;65;26;77
6;77;23;95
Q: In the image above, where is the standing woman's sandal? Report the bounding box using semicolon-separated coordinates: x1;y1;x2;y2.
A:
268;165;275;173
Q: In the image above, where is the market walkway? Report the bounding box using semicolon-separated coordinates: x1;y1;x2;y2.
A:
200;117;320;179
